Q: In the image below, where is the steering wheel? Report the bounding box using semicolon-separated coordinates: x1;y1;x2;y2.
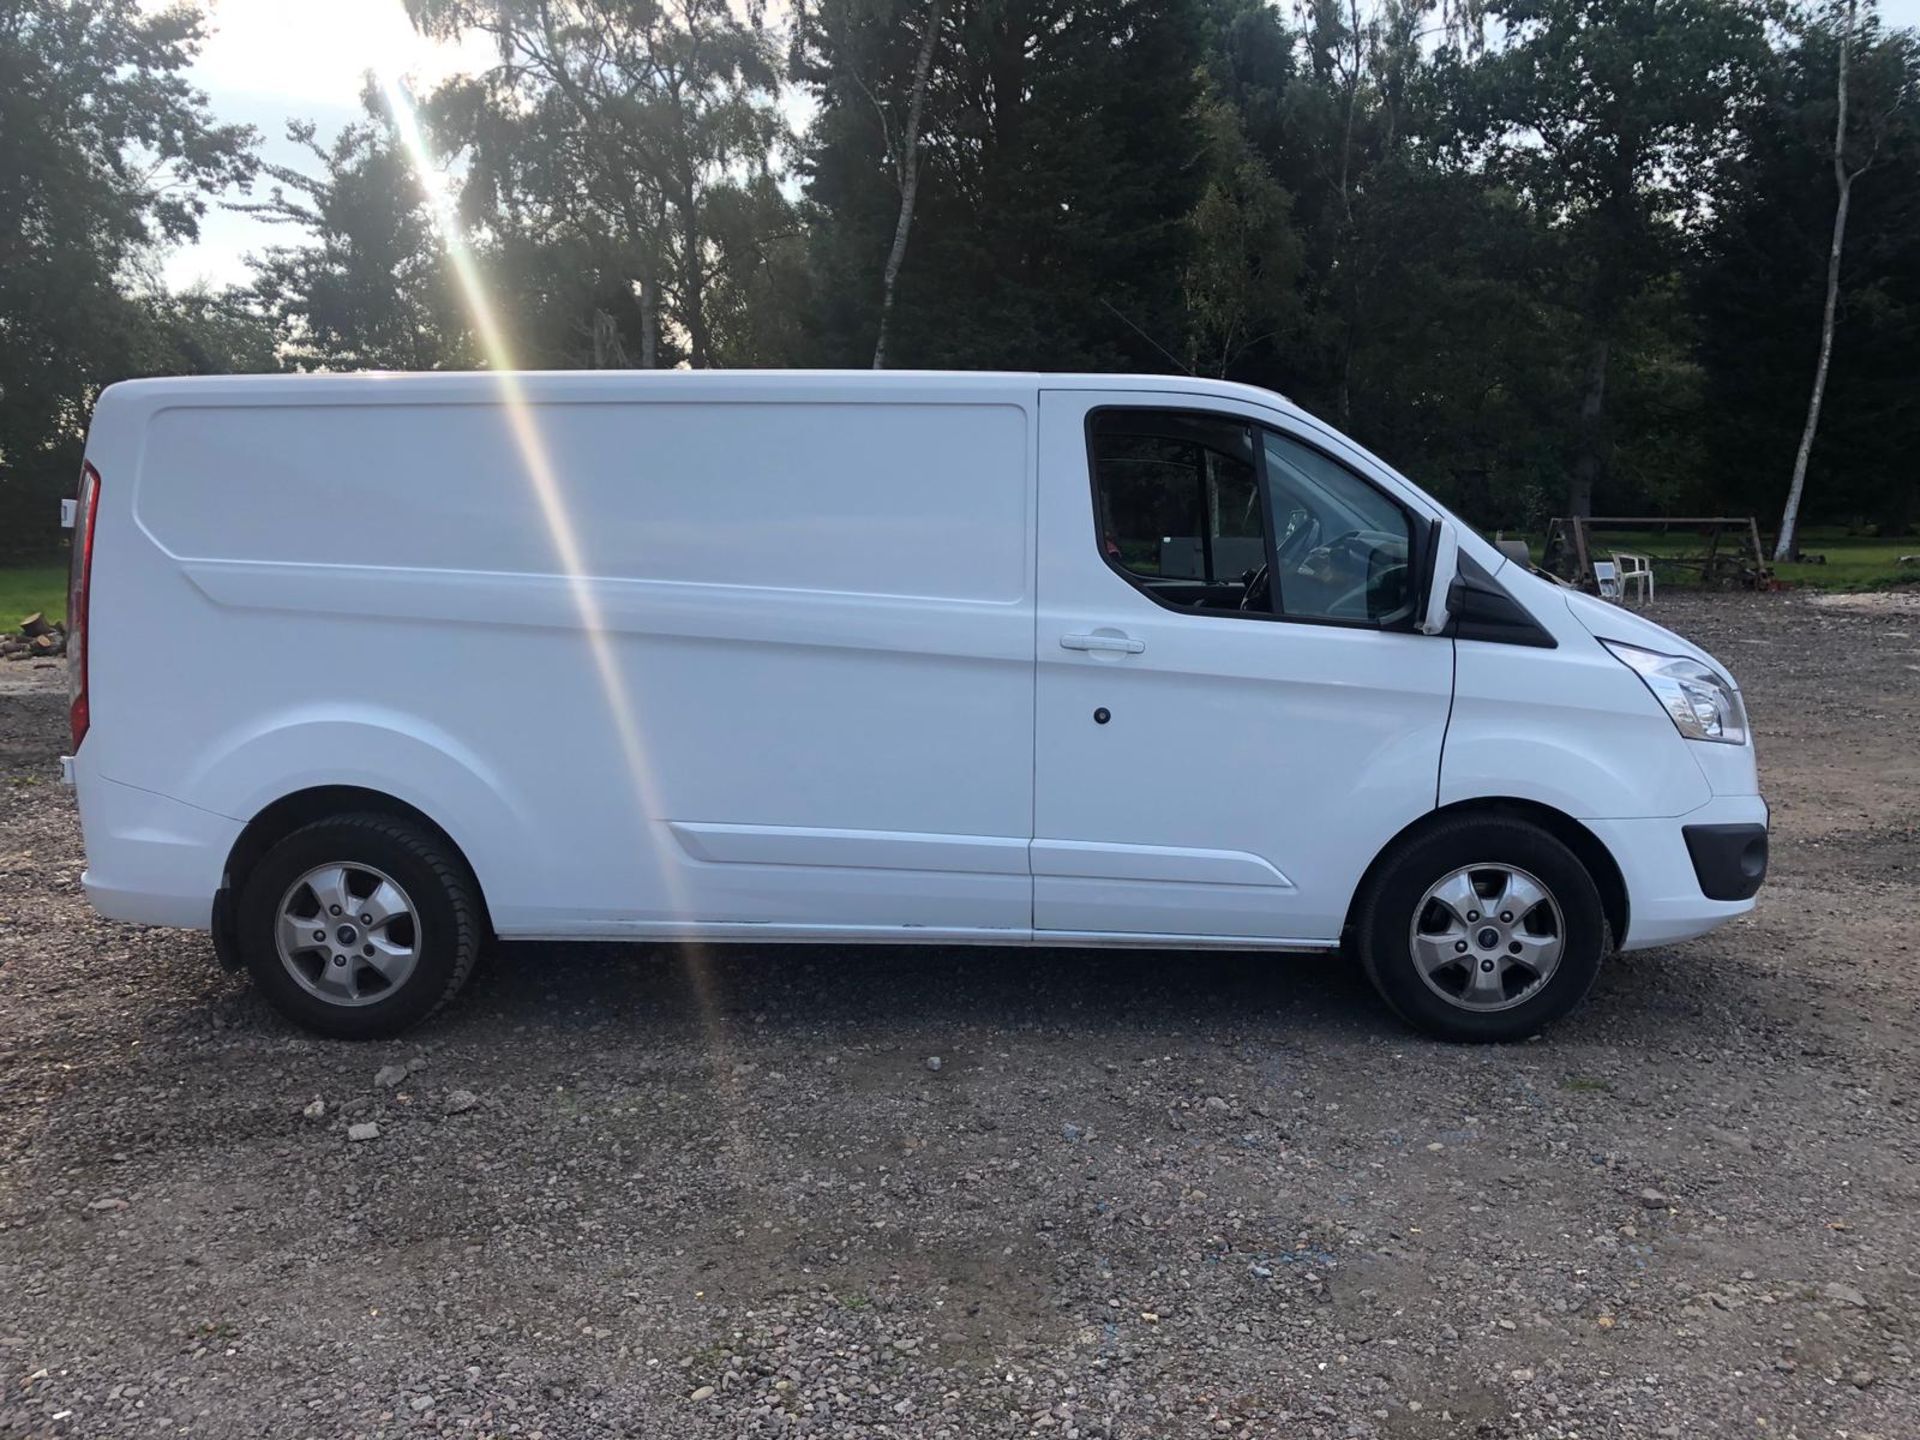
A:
1239;563;1271;613
1325;559;1408;621
1243;533;1366;614
1323;574;1375;619
1305;528;1367;572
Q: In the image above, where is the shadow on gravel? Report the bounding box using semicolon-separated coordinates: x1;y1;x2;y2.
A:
413;939;1402;1044
194;929;1785;1054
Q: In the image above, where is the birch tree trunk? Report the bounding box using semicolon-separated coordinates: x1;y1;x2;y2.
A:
1777;0;1857;563
590;308;628;367
1333;0;1363;427
873;0;944;370
639;275;660;369
682;189;707;369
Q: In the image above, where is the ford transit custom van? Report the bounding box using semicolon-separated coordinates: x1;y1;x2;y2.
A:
63;371;1766;1040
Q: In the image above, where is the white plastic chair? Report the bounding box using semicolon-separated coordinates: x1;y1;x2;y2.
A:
1593;560;1622;601
1614;552;1655;603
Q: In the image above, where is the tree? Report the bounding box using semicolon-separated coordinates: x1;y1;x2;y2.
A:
791;0;971;365
136;282;283;376
1290;0;1420;427
1186;1;1572;528
0;0;254;552
1774;0;1911;558
405;0;787;369
1696;7;1920;537
791;0;956;367
797;0;1211;370
698;171;812;367
1461;0;1771;517
1182;92;1304;378
9;0;1920;556
240;98;473;372
871;0;943;368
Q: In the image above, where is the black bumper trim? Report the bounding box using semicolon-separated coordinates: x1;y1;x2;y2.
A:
1683;823;1769;901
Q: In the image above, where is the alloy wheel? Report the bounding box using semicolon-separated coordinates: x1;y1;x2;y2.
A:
274;862;422;1007
1408;863;1565;1013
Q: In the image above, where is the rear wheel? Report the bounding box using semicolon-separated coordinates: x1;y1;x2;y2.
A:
237;813;482;1038
1353;816;1608;1042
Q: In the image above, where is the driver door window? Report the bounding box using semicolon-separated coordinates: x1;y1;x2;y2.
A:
1262;431;1414;625
1088;409;1417;627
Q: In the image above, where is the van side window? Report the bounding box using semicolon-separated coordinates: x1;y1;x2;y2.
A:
1089;410;1269;614
1261;431;1415;626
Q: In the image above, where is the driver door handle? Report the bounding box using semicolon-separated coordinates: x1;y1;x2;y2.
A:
1061;632;1146;654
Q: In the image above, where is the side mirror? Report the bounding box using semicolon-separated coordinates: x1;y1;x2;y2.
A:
1417;518;1459;636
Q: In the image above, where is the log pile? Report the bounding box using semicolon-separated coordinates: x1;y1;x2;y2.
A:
1;613;67;661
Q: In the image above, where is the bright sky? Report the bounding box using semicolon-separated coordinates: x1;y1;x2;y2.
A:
161;0;1920;292
158;0;492;289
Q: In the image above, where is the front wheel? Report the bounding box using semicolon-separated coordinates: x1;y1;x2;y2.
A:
1353;816;1609;1042
236;813;483;1038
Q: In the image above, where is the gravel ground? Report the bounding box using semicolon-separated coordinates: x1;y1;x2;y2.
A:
1;591;1916;1439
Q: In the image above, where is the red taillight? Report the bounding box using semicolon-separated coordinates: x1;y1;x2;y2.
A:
68;461;101;751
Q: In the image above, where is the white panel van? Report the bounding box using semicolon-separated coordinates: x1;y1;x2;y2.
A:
63;371;1767;1041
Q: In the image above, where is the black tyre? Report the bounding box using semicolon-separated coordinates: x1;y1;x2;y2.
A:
236;812;483;1039
1352;816;1608;1042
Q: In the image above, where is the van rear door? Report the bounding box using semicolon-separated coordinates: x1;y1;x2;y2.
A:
1031;388;1453;943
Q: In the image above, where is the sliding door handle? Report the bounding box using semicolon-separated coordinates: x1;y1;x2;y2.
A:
1060;632;1146;655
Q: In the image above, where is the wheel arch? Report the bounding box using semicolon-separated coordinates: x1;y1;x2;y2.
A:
1344;797;1629;949
213;786;494;969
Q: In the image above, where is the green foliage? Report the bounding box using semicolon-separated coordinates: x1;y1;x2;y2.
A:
4;0;1919;564
0;0;256;553
1183;95;1305;379
404;0;789;369
1176;0;1587;528
1695;9;1920;536
240;102;473;371
1457;0;1775;516
140;285;284;377
795;0;1212;369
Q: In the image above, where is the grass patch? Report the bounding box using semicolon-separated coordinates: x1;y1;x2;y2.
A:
0;558;68;628
1559;1075;1615;1094
1773;535;1920;591
1517;527;1919;593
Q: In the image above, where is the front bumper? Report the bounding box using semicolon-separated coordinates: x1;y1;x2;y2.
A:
1584;794;1769;952
1682;822;1769;901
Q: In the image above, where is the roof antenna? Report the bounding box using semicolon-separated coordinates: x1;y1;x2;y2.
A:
1099;299;1195;377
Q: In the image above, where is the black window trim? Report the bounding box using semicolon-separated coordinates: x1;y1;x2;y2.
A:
1083;403;1434;636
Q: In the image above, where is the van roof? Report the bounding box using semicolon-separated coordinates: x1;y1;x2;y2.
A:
97;368;1308;421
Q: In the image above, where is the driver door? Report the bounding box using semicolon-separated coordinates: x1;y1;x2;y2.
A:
1032;389;1455;942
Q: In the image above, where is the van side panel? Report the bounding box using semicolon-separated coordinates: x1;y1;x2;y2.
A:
135;401;1029;602
83;385;1038;938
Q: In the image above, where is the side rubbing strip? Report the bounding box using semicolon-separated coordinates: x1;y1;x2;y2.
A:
1031;840;1293;889
670;822;1030;876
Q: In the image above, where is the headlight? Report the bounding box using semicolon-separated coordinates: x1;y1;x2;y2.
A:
1602;640;1748;745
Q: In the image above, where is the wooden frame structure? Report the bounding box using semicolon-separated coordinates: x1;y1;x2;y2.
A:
1540;516;1772;593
